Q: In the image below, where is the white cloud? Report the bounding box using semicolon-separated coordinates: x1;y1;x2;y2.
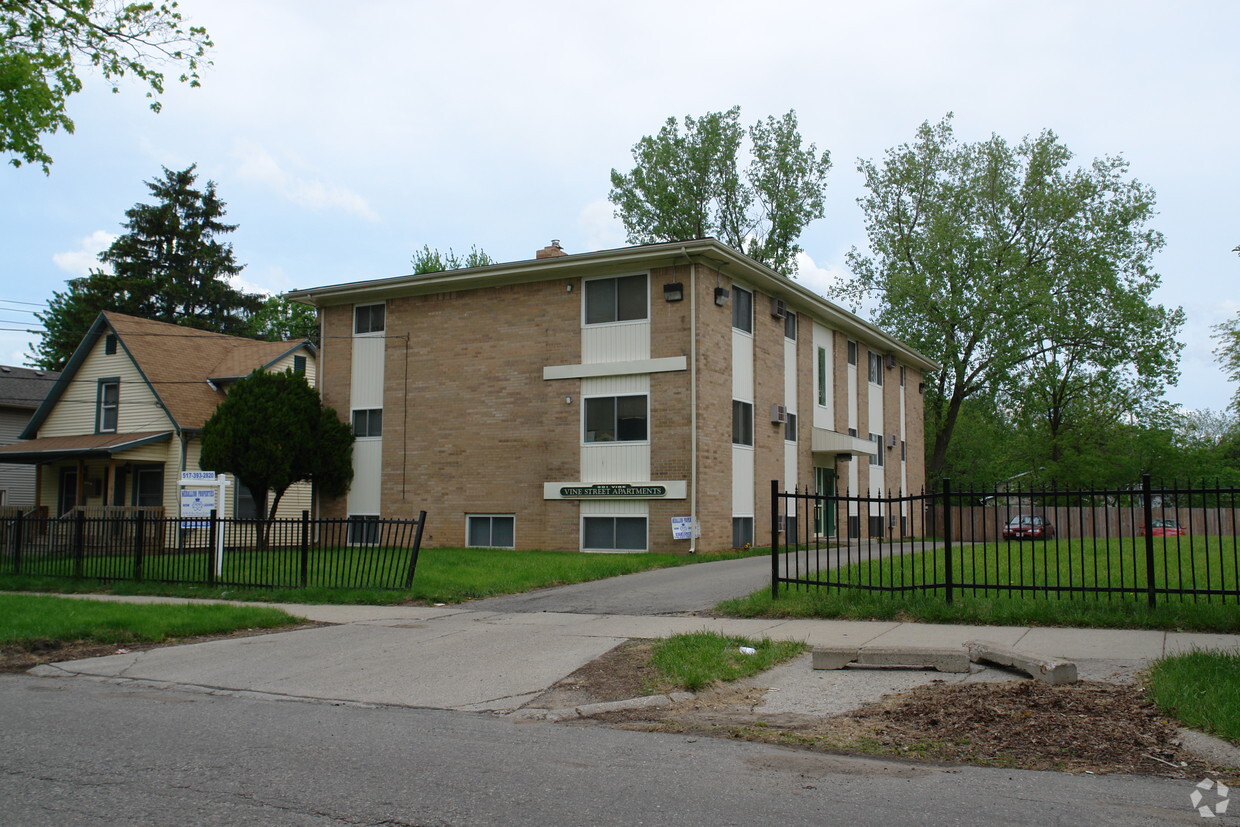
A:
794;251;848;300
577;199;625;252
232;265;297;298
233;141;379;222
51;230;117;275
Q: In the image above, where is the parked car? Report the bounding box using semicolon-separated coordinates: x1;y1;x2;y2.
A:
1140;519;1186;537
1002;515;1055;541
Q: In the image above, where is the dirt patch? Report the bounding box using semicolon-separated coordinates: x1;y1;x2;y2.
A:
538;641;1237;780
0;622;323;673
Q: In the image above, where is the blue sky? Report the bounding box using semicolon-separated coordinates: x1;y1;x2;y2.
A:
1;0;1236;412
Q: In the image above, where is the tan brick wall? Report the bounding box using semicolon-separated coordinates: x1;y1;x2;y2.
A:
692;267;735;552
751;285;785;547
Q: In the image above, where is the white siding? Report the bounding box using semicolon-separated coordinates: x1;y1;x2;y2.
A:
40;342;170;437
348;439;383;515
580;374;650;482
579;499;647;516
582;322;650;363
732;326;754;520
732;445;755;515
813;323;834;429
350;318;384;515
350;337;384;408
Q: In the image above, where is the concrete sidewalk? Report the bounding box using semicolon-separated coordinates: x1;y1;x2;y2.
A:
26;594;1240;715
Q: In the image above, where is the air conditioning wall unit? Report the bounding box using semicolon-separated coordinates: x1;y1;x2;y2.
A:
770;297;787;319
885;354;897;369
886;433;897;449
770;403;788;423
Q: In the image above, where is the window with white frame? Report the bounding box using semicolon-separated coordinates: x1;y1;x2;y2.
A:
868;352;883;385
348;514;380;545
732;286;753;333
870;433;885;467
352;408;383;438
582;516;646;551
847;340;857;365
732;517;754;548
817;346;827;406
785;412;798;442
467;515;515;548
354;304;385;335
584;274;647;325
96;379;119;433
732;400;753;446
784;310;797;340
584;395;647;442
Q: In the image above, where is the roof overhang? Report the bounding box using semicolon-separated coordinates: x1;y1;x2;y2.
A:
285;239;939;372
0;431;173;464
811;428;879;458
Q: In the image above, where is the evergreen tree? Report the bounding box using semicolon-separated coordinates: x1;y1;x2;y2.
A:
33;165;263;369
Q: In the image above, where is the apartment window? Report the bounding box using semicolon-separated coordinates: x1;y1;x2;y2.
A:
583;516;646;551
235;483;259;520
585;274;647;325
817;347;827;406
900;365;906;387
901;440;907;461
584;395;647;442
348;514;380;545
868;352;883;385
785;412;798;442
104;334;117;355
784;310;797;340
354;303;385;335
732;286;753;333
732;517;754;548
293;355;306;374
352;408;383;438
847;340;857;365
871;433;885;467
96;379;119;433
848;427;858;437
732;400;753;446
467;515;515;549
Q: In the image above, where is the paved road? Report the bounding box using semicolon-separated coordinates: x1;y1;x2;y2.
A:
2;674;1214;826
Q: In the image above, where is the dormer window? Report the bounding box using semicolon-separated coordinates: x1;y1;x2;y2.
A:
104;334;117;355
97;379;119;433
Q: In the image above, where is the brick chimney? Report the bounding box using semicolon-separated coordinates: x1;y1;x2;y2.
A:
536;239;567;259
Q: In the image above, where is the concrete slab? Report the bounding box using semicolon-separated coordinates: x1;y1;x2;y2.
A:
965;640;1077;684
760;619;900;647
1164;633;1240;656
1015;627;1166;661
273;605;470;624
864;622;1026;649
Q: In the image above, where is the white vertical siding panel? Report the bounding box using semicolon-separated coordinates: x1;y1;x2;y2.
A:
581;375;649;396
847;365;857;435
581;445;650;481
347;440;383;514
784;443;797;516
813;323;834;429
579;499;648;516
783;340;797;407
732;445;754;515
582;322;650;363
732;331;753;400
350;337;385;408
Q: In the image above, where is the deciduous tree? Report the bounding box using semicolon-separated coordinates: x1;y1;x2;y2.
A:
609;107;830;276
839;115;1184;484
1;0;213;172
410;244;494;274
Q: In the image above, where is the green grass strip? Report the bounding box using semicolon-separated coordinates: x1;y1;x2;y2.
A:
1146;650;1240;745
0;594;298;648
650;631;807;692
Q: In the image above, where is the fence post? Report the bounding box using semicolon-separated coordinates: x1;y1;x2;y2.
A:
942;478;953;605
11;513;23;576
300;510;310;588
207;509;217;586
133;509;145;581
73;509;86;579
1142;473;1156;608
771;479;781;600
403;511;428;589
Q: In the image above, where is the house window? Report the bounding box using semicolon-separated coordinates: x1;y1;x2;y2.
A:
584;274;647;325
584;395;647;442
582;516;646;551
871;433;885;467
235;482;259;519
348;514;381;545
847;340;857;365
293;355;306;374
467;515;515;549
868;352;883;385
785;412;798;442
96;379;119;433
354;304;385;335
352;408;383;438
900;365;906;387
104;334;117;355
848;427;857;437
732;400;753;446
732;286;753;333
817;347;827;406
732;517;754;548
784;310;797;340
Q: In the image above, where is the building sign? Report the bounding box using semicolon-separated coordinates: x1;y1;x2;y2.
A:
559;484;667;498
671;516;700;540
179;488;217;528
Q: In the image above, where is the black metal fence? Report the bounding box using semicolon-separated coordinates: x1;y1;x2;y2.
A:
0;509;428;591
771;476;1240;606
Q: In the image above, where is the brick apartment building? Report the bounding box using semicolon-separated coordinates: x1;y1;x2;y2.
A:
287;239;936;553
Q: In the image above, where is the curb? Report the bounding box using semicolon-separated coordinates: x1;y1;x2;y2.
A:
510;691;697;722
1178;728;1240;769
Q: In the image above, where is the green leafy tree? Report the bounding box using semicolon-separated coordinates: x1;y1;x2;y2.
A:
2;0;213;172
609;107;831;276
244;295;318;344
410;244;494;274
1214;297;1240;417
199;369;353;535
32;164;263;369
839;115;1184;484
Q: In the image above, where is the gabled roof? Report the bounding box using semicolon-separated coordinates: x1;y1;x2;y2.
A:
22;312;314;438
0;365;60;411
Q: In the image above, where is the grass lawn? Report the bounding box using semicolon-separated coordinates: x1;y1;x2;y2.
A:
0;593;298;648
650;632;807;692
0;546;768;605
721;538;1240;632
1147;650;1240;745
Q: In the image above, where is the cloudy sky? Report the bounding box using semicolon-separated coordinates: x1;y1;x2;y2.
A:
1;0;1236;412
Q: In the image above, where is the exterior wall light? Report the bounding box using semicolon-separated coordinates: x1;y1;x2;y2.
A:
714;287;730;306
663;282;684;302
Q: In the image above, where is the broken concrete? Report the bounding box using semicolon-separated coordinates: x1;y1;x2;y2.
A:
965;639;1078;684
812;646;972;673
